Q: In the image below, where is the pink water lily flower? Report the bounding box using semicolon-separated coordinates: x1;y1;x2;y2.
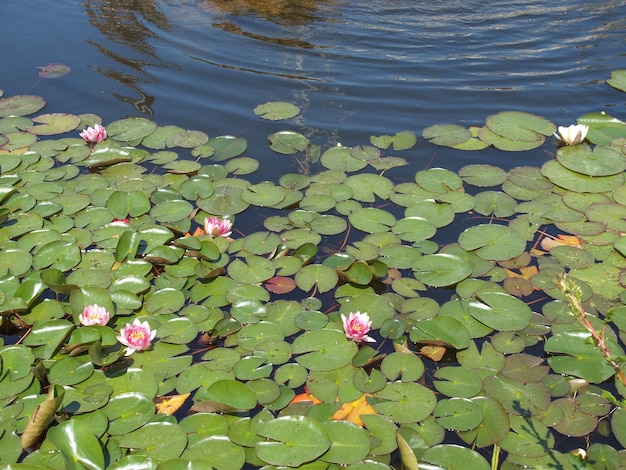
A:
555;124;588;146
117;319;156;355
79;304;110;326
79;124;107;144
204;216;233;238
341;311;375;343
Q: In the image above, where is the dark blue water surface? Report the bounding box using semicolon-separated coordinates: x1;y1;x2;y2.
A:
2;0;626;178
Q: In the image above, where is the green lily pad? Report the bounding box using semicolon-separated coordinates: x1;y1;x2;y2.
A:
542;159;624;193
545;331;619;383
434;366;484;398
255;416;330;466
458;224;526;261
557;143;626;176
182;436;245;469
163;160;202;175
466;291;532;331
410;316;471;350
254;101;300;121
607;69;626;92
202;380;257;410
344;174;394;202
27;113;81;135
107;117;157;143
483;375;550;416
117;422;188;460
295;264;338;293
242;181;286;207
392;217;436;242
268;131;309;154
422;124;472;147
171;129;209;148
458;164;507;187
349;207;396;233
205;135;247;161
413;253;472;287
433;398;483;431
320;146;368;172
380;352;424;382
1;131;37;150
458;396;510;448
486;111;555;141
293;329;358;371
47;419;105;470
224;156;259;175
0;95;46;117
374;382;437;423
319;420;371;464
84;147;132;168
499;414;554;458
103;392;155;435
479;126;544;151
578;112;626;145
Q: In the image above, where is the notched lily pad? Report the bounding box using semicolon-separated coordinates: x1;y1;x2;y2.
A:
254;101;300;121
557;143;626;176
423;124;472;147
27;113;81;136
0;95;46;117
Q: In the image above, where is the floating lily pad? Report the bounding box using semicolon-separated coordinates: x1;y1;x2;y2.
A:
268;131;309;154
206;136;248;161
413;253;472;287
434;366;484;398
542;159;624;193
374;382;437;423
255;416;330;466
293;329;358;371
0;95;46;117
458;164;507;187
1;131;37;150
479;126;543;151
254;101;300;121
486;111;555;141
320;146;368;172
171;129;209;148
458;224;526;261
557;143;626;176
27;113;81;136
433;398;483;431
37;63;71;78
107;117;157;144
410;316;471;350
422;124;472;147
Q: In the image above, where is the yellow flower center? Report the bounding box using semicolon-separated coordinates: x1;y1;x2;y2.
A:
130;330;146;340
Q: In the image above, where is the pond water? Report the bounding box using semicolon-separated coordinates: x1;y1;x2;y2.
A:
3;1;626;467
2;0;626;180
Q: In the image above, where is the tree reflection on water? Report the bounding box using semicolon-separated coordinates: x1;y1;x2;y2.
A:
82;0;177;117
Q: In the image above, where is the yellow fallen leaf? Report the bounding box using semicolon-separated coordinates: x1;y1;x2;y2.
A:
540;234;581;251
155;393;190;415
289;386;322;405
332;395;376;427
419;345;446;362
519;265;539;280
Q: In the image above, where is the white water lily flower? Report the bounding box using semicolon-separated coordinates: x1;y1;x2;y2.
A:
556;124;589;146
